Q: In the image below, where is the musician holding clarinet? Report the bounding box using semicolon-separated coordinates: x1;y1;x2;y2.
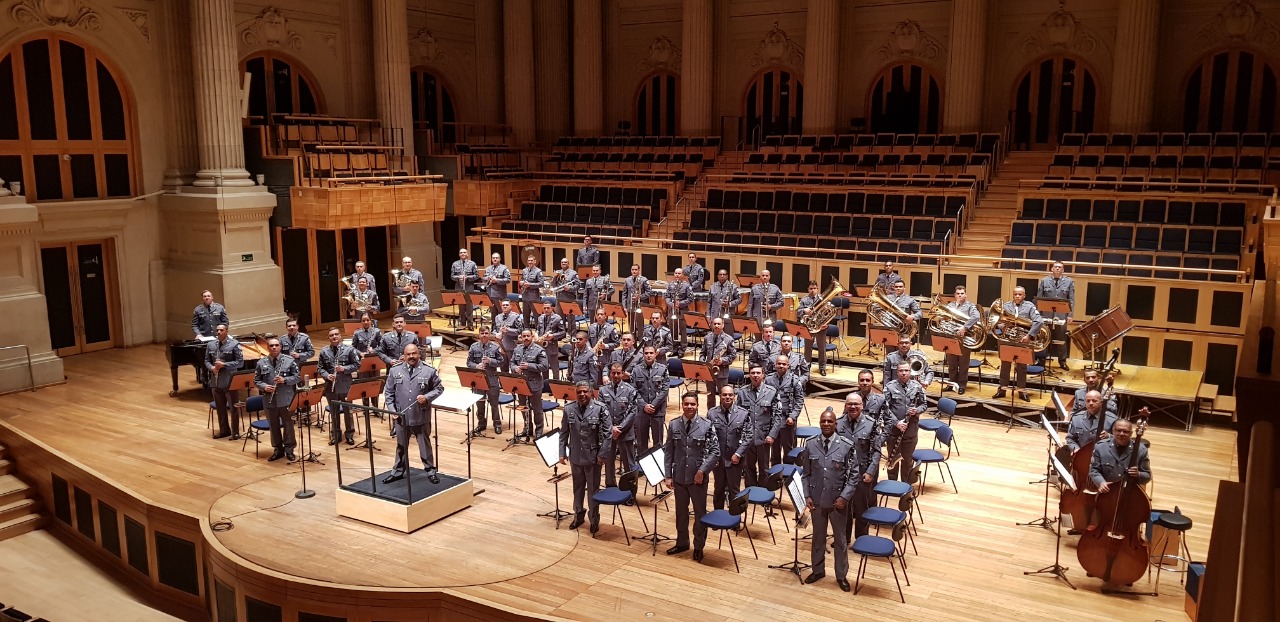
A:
206;324;243;440
254;338;301;462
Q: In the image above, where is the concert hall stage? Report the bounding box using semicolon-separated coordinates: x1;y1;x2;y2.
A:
0;343;1236;621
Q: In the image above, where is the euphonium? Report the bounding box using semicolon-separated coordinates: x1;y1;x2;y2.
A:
391;269;412;290
866;287;919;339
927;294;988;350
340;275;356;293
987;299;1052;351
800;279;846;332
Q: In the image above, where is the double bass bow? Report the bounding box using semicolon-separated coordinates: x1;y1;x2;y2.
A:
1076;407;1152;589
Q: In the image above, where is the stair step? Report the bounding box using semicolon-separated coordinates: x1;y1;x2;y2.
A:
0;513;45;543
0;474;31;506
0;458;10;476
0;497;38;523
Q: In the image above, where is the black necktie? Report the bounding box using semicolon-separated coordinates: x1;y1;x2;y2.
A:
823;437;830;453
684;418;692;435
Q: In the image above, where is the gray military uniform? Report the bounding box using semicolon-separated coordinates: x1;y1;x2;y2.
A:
560;399;612;523
622;275;653;333
802;433;857;581
630;359;670;454
797;294;829;372
1089;439;1151;488
748;282;783;322
318;343;361;442
450;259;479;329
192;303;229;338
576;246;600;267
664;415;720;550
944;300;981;387
205;337;244;436
708;280;741;319
587;321;619;381
536;313;566;380
383;362;445;477
684;263;708;292
997;299;1043;389
738;381;781;488
519;266;544;324
701;330;737;409
1065;410;1119;454
254;355;301;453
750;336;781;376
665;281;693;348
568;347;599;388
1072;386;1118;418
840;410;888;539
1037;275;1075;362
582;276;611;318
640;324;674;359
881;378;927;481
767;371;806;464
465;341;505;431
403;293;431;321
510;343;548;436
599;379;639;486
484;263;511;308
708;404;753;510
492;311;523;373
280;332;315;366
884;348;933;387
377;329;418;367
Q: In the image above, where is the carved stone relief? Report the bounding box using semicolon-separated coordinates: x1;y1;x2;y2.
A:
639;34;681;72
1020;1;1104;58
1196;0;1280;47
119;8;148;42
875;20;943;63
9;0;100;31
749;21;804;69
410;28;446;65
240;6;303;51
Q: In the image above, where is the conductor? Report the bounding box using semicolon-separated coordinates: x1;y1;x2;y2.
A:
382;344;445;485
802;408;856;591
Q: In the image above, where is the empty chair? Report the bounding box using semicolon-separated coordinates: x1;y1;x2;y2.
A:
1043;198;1068;220
1160;227;1187;253
1033;222;1059;246
1215;229;1243;254
1058;223;1083;247
1134;226;1161;251
1141;199;1167;223
1067;199;1092;220
1022;198;1045;219
1092;199;1115;221
1116;200;1141;222
1166;201;1193;224
591;470;648;544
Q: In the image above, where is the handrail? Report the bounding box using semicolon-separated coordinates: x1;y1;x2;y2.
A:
0;344;35;393
469;227;1250;280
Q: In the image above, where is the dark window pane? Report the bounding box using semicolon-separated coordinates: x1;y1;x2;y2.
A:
0;56;18;139
298;78;316;114
1209;52;1230;132
41;246;74;350
104;154;130;197
246;57;267;120
96;61;126;140
1184;67;1202;132
272;59;293;113
33;153;62;200
60;41;91;140
23;40;57;140
1235;52;1254;133
69;153;96;198
1262;67;1277;133
0;155;23;192
409;74;420;124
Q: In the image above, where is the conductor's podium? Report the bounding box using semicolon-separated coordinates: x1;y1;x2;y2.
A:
337;469;473;533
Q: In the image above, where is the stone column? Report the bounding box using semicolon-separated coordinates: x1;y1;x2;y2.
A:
474;0;505;125
573;0;605;135
372;0;415;157
943;0;989;133
1110;0;1161;133
534;0;572;143
681;0;713;136
0;196;64;393
504;0;537;147
802;0;839;134
161;0;197;188
190;0;253;186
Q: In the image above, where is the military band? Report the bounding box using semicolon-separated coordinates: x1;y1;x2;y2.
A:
520;256;544;325
943;286;980;394
881;361;927;482
351;312;382;409
778;335;810;385
708;270;741;319
683;252;708;292
347;277;380;318
568;330;600;388
492;300;523;374
450;249;479;330
575;235;600;267
535;304;566;381
511;329;549;438
767;355;805;465
465;327;505;435
393;257;425;304
381;343;444;484
378;315;419;367
255;338;301;462
1065;390;1118;455
701;317;737;410
802;408;857;591
1072;369;1118;417
554;257;581;326
622;264;653;334
738;365;781;488
318;326;362;445
1037;261;1075;370
401;282;430;321
749;324;782;376
993;287;1043;403
747;270;784;323
587;309;619;381
873;260;903;293
193;290;230;339
280;319;315;364
350;260;377;296
583;265;611;319
665;268;693;351
609;333;642;380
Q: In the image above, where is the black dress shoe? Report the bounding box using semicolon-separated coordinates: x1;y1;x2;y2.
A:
1019;391;1031;403
268;451;284;462
1059;359;1070;371
666;545;689;556
494;423;502;434
345;436;355;445
286;452;297;461
804;572;826;584
692;549;704;562
956;387;965;395
382;473;404;484
568;517;585;530
589;520;599;534
428;472;440;485
328;438;339;446
992;389;1007;399
519;428;531;439
819;368;827;377
471;426;486;436
837;578;851;592
213;431;231;440
1067;528;1083;536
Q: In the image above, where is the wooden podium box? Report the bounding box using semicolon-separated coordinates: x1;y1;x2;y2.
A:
336;471;473;533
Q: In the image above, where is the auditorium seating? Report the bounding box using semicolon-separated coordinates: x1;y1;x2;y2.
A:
704;188;967;217
455;143;521;177
545;151;703;179
500;221;634;242
1044;132;1276;189
721;171;980;189
257;113;431;187
758;132;1000;155
672;230;945;264
537;184;669;207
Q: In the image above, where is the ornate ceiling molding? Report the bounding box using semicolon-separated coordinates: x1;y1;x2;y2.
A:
1196;0;1280;47
1020;1;1104;58
9;0;100;31
639;35;681;72
119;8;148;42
240;6;303;51
875;20;943;64
750;21;804;69
409;28;447;65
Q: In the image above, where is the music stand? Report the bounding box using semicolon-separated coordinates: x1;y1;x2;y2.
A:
770;470;812;582
933;335;963;397
634;446;673;555
534;429;572;527
547;379;576;402
602;301;626;325
681;359;716;399
408;324;440;362
468;292;494;325
532;301;555;315
441;292;468;330
560;301;584;330
227;370;256;437
1036;297;1070;375
456;367;494;441
868;326;899;363
1023;449;1077;590
779;319;812;344
288;384;327;499
346;378;384;453
341;320;362;337
997;343;1036;431
853;286;876;355
497;372;535;450
575;266;593;281
433;388;485;483
736;274;762;287
637;304;661;334
1019;414;1065;532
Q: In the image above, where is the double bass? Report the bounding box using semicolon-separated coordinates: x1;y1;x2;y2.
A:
1076;408;1151;587
1058;348;1120;528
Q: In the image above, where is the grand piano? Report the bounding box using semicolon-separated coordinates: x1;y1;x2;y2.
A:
166;335;270;396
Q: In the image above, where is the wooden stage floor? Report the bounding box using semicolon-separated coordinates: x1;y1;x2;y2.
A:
0;344;1237;621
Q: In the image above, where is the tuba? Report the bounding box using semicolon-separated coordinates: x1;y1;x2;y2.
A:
866;288;919;339
799;279;846;332
927;295;988;350
987;299;1052;351
391;269;412;292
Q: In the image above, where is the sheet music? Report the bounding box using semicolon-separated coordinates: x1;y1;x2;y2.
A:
785;470;806;516
637;447;666;482
433;389;484;414
1050;450;1076;492
1050;392;1070;421
196;335;215;342
1040;414;1064;448
534;430;562;468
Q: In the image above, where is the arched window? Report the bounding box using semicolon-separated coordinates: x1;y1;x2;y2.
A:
1183;49;1280;133
635;72;679;136
410;68;456;144
0;34;135;201
1012;55;1100;147
242;52;321;122
744;68;803;147
869;63;942;134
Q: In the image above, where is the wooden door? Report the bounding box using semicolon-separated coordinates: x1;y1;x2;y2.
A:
40;239;118;355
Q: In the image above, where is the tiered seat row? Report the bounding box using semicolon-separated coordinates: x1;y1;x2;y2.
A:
743;152;990;178
999;247;1239;283
706;188;966;216
545;152;703;180
1020;196;1247;227
553;135;721;151
500;221;633;241
1010;221;1242;256
486;170;684;184
455;143;521;177
520;202;654;228
537;184;668;207
1047;153;1266;183
1035;177;1270;194
690;210;955;241
719;171;978;188
1058;131;1280;158
760;132;1000;154
672;230;944;264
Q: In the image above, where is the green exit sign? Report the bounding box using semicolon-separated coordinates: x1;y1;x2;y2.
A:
241;254;253;262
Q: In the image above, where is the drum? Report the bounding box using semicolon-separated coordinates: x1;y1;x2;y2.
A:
1070;305;1134;356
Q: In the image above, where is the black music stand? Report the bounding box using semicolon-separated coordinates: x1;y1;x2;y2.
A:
684;312;710;349
468;292;494;325
1036;297;1071;376
682;359;716;400
534;429;572;527
868;326;899;369
226;370;256;438
1023;449;1077;590
456;367;493;441
442;291;468;330
289;384;327;466
434;388;485;483
996;343;1036;431
497;373;535;450
933;334;963;397
547;379;576;403
634;446;673;555
854;285;876;355
769;470;812;582
561;301;585;330
1018;415;1065;532
346;378;384;452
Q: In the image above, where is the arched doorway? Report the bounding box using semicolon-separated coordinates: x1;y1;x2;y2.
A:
241;51;323;121
744;68;802;148
410;67;457;144
1011;55;1100;148
635;71;679;136
1183;49;1280;133
868;62;942;134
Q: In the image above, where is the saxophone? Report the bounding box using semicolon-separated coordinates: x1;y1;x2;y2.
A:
708;336;729;376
